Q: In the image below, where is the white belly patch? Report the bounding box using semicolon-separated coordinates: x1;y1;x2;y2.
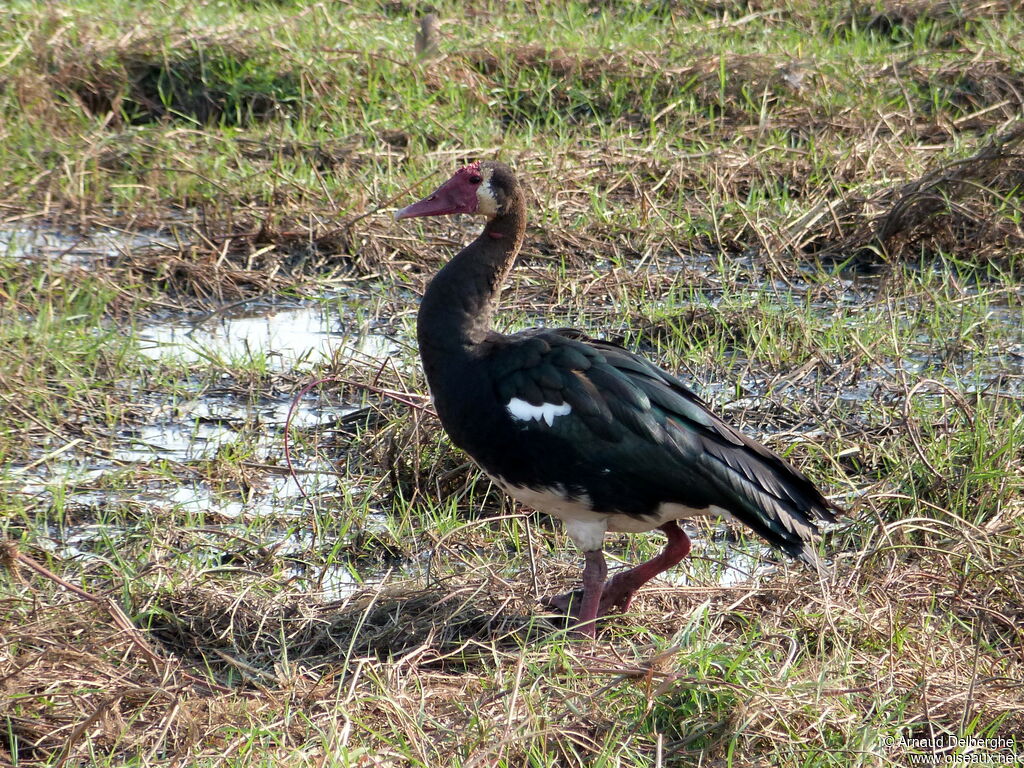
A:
486;472;728;551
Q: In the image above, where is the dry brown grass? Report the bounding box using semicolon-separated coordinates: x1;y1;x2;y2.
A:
909;59;1024;128
4;508;1024;765
841;0;1016;44
102;111;1024;315
459;46;812;129
787;120;1024;266
23;20;302;127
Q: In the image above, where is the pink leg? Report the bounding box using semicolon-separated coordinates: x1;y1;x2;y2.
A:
573;550;607;638
598;521;692;614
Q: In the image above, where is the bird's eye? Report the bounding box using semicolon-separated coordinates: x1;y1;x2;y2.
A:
468;175;482;185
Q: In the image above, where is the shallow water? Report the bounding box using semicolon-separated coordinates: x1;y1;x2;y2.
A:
7;293;392;595
1;225;176;266
5;223;395;576
16;383;351;528
138;303;397;370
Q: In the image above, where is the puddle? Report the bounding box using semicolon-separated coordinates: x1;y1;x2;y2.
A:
41;472;340;524
307;565;383;599
110;387;358;465
137;302;398;370
11;297;379;561
35;516;403;599
150;390;358;429
11;385;353;553
0;225;175;266
692;541;777;588
114;422;241;462
35;523;131;564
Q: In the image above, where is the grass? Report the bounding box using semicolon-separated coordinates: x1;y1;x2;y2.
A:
1;0;1023;765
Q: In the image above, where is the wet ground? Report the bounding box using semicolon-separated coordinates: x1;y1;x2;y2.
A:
1;224;178;267
137;303;397;370
4;224;1022;598
4;226;407;595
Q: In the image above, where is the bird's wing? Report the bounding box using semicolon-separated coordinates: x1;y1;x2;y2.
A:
481;328;838;563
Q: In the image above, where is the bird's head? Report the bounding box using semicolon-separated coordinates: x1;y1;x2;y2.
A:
394;161;515;221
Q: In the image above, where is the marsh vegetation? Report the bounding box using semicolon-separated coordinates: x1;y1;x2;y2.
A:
1;0;1022;765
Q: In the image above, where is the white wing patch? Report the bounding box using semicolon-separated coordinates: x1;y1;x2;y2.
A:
506;397;571;426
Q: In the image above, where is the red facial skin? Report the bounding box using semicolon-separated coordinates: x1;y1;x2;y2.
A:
394;162;484;220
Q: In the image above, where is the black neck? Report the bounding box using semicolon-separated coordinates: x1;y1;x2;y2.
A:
417;194;526;357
